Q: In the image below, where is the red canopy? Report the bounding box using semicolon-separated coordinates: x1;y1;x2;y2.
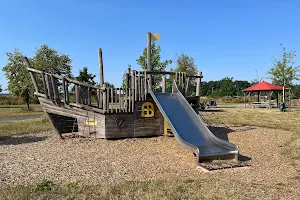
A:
243;81;288;92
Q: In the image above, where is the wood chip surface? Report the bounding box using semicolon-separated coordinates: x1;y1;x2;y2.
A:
0;126;298;193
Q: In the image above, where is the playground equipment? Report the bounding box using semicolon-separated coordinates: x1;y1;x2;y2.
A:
26;33;239;164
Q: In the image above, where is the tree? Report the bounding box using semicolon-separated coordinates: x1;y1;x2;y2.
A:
121;64;132;88
32;44;72;78
2;45;73;110
76;67;96;85
2;49;33;109
267;44;300;88
104;82;115;88
136;41;172;90
175;53;198;76
171;53;198;94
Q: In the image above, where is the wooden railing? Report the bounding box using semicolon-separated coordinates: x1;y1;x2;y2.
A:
26;65;202;114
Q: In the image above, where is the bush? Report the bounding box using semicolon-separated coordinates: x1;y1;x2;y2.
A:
0;95;39;105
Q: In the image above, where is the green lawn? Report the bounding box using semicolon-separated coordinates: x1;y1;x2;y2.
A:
0;117;52;136
0;105;43;118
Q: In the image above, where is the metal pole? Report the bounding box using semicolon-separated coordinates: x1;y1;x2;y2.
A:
147;32;152;88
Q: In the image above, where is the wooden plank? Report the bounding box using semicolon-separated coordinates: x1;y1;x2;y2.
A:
185;77;190;96
87;87;91;106
131;70;136;101
111;88;114;113
181;72;184;87
162;76;166;93
141;77;144;101
135;72;138;101
33;92;47;98
75;84;80;104
65;81;70;104
62;77;67;105
103;84;107;113
128;88;131;113
120;88;124;112
45;74;53;100
119;88;121;112
144;71;148;96
51;75;60;102
145;71;203;78
131;88;134;112
138;71;141;101
29;71;39;93
196;72;201;97
41;72;48;98
97;89;100;108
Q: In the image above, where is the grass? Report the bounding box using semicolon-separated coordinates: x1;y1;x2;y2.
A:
0;178;294;200
203;107;300;171
0;116;52;136
0;105;43;118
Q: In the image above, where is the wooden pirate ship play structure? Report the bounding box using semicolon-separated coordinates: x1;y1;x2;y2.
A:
26;32;239;162
25;58;202;139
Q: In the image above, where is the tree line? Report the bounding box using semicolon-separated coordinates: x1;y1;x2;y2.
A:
2;41;300;109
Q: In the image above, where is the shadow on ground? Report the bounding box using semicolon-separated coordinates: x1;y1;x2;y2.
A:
209;126;232;141
209;126;252;162
202;109;225;113
0;135;47;145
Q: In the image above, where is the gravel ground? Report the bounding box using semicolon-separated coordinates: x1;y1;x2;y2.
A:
0;126;298;191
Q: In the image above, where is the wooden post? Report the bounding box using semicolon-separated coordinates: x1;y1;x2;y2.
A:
257;91;260;102
289;88;291;107
111;88;114;113
131;70;136;101
51;75;59;102
196;72;201;97
196;72;202;106
103;84;107;112
144;71;148;96
87;87;91;106
62;77;67;105
269;91;272;109
98;48;104;87
134;71;138;101
131;88;134;112
185;77;190;97
65;81;69;104
276;91;279;107
244;92;246;108
147;32;152;88
138;71;141;101
45;74;53;100
97;89;100;108
162;76;166;93
121;88;124;112
128;88;131;112
75;84;80;104
41;72;48;98
29;72;39;93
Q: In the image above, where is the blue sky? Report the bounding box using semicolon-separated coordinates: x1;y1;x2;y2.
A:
1;0;300;92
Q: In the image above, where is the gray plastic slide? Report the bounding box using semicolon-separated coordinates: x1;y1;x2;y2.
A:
150;81;239;163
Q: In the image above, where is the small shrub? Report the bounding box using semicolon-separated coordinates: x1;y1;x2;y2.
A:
34;180;56;192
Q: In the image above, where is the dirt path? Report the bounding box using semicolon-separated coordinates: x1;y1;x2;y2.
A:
0;114;42;122
0;127;299;198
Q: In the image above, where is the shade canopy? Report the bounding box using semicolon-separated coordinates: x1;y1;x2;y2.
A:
242;81;288;92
